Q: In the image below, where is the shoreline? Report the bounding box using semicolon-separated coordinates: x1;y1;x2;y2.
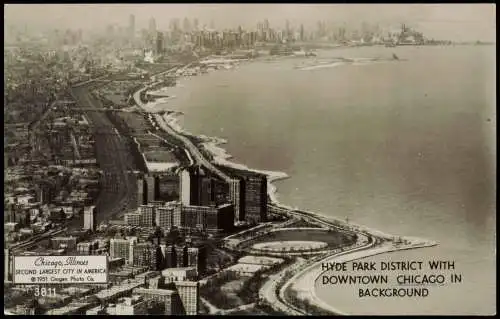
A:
133;57;438;315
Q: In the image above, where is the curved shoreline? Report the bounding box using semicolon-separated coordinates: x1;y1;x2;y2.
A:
132;59;438;315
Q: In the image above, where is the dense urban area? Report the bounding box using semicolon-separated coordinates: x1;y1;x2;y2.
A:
5;14;464;315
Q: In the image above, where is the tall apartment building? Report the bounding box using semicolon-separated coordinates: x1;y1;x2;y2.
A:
179;169;193;205
133;242;160;269
181;203;234;234
229;178;244;223
139;204;155;227
83;205;96;231
145;175;156;203
137;177;145;207
187;246;206;274
156;206;175;230
110;238;137;264
219;166;268;223
242;174;268;223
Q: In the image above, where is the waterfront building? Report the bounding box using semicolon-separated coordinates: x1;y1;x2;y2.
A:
83;205;96;231
219;166;268;223
242;174;268;223
229;178;243;223
173;281;199;315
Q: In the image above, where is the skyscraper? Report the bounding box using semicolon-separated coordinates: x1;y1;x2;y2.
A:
137;176;146;206
83;205;96;231
149;17;157;34
183;18;191;33
129;14;135;38
180;169;191;205
146;175;156;203
154;32;164;56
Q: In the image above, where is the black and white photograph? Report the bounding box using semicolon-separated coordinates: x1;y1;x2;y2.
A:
3;3;496;315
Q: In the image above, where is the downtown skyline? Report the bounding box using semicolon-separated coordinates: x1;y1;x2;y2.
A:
4;3;496;42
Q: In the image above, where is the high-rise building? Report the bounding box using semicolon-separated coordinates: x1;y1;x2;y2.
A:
179;169;191;205
149;17;157;34
187;246;206;274
139;204;155;227
229;178;243;223
174;281;199;315
154;32;164;56
83;205;96;231
110;238;136;264
145;175;156;203
137;177;145;206
219;166;268;223
129;14;135;38
156;206;174;230
181;203;234;234
133;242;160;269
183;18;191;33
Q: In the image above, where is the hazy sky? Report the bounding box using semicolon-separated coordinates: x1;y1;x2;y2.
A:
4;3;496;41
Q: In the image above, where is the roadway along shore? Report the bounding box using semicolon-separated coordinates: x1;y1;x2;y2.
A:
130;62;438;315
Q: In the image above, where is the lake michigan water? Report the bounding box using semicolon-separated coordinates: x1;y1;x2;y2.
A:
156;45;496;315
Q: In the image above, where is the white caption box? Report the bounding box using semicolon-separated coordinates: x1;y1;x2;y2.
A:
13;255;108;284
